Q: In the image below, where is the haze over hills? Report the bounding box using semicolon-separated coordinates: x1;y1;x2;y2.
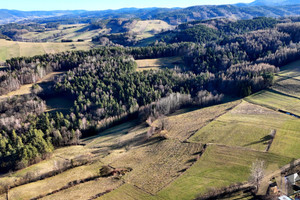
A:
0;9;86;24
249;0;300;6
1;0;300;25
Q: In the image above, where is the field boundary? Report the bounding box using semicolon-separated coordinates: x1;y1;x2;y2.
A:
244;98;300;119
185;100;242;142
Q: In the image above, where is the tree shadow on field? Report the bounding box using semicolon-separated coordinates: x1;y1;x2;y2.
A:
82;120;139;142
268;88;300;101
108;133;166;151
243;135;273;147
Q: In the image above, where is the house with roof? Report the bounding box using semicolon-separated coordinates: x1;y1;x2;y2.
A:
284;173;300;197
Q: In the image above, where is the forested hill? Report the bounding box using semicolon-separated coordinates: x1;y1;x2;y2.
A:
2;3;300;25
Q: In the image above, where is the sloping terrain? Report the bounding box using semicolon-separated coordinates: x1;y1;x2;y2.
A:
0;61;300;200
7;20;173;43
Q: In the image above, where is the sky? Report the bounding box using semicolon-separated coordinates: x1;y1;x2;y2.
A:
0;0;254;11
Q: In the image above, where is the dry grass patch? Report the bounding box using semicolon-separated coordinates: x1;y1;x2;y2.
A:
153;101;240;141
106;139;204;194
0;145;95;192
131;20;174;39
98;184;157;200
41;177;123;200
0;161;103;200
0;71;66;99
135;56;183;71
0;39;96;61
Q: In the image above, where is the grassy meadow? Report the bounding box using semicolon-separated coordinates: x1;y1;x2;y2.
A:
135;56;183;71
245;90;300;116
0;39;95;61
189;101;297;151
156;145;291;200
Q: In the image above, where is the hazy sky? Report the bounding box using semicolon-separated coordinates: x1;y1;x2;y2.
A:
1;0;254;11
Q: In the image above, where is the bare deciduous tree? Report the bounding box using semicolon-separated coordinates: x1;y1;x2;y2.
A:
249;159;265;192
0;181;10;200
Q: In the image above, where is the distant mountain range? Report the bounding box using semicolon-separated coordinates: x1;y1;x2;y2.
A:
0;0;300;25
248;0;300;6
0;9;86;24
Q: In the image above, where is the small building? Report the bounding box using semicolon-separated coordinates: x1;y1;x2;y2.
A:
286;173;300;185
285;173;300;196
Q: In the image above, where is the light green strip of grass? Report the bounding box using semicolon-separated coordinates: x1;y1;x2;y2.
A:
157;145;292;200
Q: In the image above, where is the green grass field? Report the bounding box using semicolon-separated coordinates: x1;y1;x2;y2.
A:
156;145;291;200
273;60;300;98
152;101;240;141
268;119;300;159
245;89;300;116
189;101;297;151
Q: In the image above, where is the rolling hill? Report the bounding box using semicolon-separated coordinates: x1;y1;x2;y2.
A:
2;2;300;26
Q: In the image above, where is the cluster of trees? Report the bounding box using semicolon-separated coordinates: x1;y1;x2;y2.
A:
90;18;137;32
0;95;81;172
0;23;46;40
93;33;138;46
0;22;64;41
183;29;291;74
219;63;277;96
257;42;300;67
277;22;300;42
54;54;209;131
158;17;278;44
